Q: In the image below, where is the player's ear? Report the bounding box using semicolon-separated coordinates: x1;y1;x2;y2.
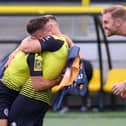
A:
115;18;123;27
35;32;42;39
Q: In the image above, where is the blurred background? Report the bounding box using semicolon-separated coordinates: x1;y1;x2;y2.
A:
1;1;126;125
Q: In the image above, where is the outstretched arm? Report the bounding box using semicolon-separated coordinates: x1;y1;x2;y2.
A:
20;34;74;53
20;36;41;53
5;36;41;67
31;76;61;91
112;81;126;97
5;47;20;67
5;34;73;67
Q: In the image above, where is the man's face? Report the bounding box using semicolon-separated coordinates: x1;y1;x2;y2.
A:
102;13;118;37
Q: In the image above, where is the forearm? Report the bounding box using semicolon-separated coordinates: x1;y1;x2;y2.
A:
20;36;41;53
5;47;20;67
11;47;20;56
31;77;60;91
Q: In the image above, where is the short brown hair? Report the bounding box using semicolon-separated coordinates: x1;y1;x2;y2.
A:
26;17;49;35
103;5;126;20
43;15;57;21
26;15;57;35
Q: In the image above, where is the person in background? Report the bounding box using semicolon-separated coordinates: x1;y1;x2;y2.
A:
102;5;126;97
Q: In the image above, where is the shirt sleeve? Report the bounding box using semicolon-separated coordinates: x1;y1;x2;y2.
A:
27;53;42;76
39;36;64;52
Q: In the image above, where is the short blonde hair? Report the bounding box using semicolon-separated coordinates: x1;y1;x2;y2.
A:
102;5;126;20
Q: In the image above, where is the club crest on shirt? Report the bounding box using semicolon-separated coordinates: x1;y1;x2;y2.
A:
34;54;42;71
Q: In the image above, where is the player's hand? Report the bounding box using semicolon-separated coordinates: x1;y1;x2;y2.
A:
55;75;62;85
112;81;126;95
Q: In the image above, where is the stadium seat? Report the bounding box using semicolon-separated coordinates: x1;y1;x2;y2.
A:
103;68;126;93
88;69;101;92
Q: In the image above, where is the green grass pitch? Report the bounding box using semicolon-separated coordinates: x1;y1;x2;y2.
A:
44;111;126;126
